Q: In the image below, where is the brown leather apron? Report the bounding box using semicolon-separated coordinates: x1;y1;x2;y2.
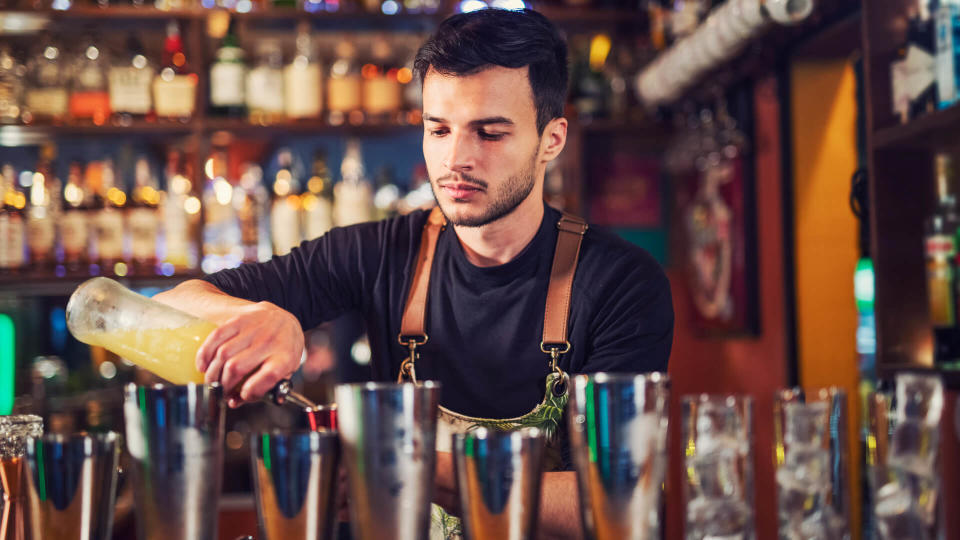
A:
396;207;587;539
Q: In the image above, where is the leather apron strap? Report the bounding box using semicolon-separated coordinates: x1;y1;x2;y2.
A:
397;207;587;382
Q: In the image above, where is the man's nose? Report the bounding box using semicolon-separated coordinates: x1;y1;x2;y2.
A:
442;131;476;173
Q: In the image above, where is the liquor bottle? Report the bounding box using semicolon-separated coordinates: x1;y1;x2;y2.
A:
301;149;334;240
128;157;160;274
936;0;960;109
209;17;247;118
109;33;155;124
333;139;374;226
327;41;362;126
890;2;937;123
69;33;112;125
0;44;25;124
926;153;960;364
161;149;198;271
237;163;268;263
284;21;322;121
362;36;402;123
61;161;91;272
569;34;612;120
26;146;58;271
270;149;303;255
246;41;285;125
201;147;241;273
23;35;69;124
0;164;26;273
153;21;197;122
92;160;128;273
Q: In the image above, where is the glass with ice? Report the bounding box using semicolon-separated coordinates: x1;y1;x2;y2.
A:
682;394;754;540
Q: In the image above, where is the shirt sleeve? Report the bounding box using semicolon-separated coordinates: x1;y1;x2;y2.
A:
202;222;384;330
582;262;674;374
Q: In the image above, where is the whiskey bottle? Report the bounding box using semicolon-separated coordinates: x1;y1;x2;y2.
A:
926;153;960;364
153;21;197;122
23;35;68;124
302;149;334;240
61;162;91;272
284;21;322;121
26;146;58;271
270;149;303;255
0;164;26;273
128;157;160;274
109;33;155;124
69;33;112;125
209;17;247;118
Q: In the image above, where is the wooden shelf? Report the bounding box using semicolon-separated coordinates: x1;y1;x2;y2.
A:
203;117;422;135
0;271;205;297
872;105;960;150
0;6;203;19
878;364;960;390
0;5;648;24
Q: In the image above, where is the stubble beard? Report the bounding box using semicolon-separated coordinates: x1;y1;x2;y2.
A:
431;151;539;228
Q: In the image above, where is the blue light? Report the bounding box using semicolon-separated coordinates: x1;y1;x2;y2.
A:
381;0;399;14
458;0;487;12
50;308;67;353
161;263;175;277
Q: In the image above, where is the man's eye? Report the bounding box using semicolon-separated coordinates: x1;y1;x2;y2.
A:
429;128;448;137
478;131;505;141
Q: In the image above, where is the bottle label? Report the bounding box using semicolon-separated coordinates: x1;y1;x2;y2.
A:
95;208;125;260
210;62;247;107
109;67;154;114
26;213;55;256
333;182;374;227
362;77;402;115
936;6;959;109
61;210;88;258
25;88;69;117
284;63;322;118
163;193;191;267
303;197;333;239
327;76;362;112
70;91;112;120
128;207;159;260
246;68;285;113
0;212;25;269
271;197;301;255
927;233;957;327
153;75;196;117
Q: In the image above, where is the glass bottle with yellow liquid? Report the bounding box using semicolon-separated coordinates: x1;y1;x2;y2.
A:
66;276;214;384
65;277;320;412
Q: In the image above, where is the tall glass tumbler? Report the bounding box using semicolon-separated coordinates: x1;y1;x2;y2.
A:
682;394;754;540
452;427;546;540
774;388;849;540
251;429;340;540
123;383;225;540
0;415;43;540
568;372;670;540
24;432;121;540
334;382;440;540
870;373;944;540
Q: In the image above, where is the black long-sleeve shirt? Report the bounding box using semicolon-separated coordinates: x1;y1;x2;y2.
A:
204;203;673;418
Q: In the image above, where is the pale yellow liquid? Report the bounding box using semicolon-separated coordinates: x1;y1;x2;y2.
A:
75;320;218;385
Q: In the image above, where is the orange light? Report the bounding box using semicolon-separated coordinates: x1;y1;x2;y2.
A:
361;63;379;79
387;68;399;81
173;52;186;68
397;67;413;84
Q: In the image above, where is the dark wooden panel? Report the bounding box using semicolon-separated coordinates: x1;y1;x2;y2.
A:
873;105;960;150
869;148;935;367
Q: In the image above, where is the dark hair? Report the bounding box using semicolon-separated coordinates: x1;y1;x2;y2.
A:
413;8;569;136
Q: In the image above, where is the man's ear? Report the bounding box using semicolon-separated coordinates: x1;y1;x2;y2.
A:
539;117;567;162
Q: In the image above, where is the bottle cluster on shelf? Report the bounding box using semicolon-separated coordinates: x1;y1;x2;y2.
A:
924;153;960;370
0;19;426;127
890;0;960;124
0;140;435;278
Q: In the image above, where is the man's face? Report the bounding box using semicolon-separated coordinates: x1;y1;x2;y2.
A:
422;65;542;227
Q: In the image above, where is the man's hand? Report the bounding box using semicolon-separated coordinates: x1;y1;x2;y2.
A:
195;301;304;407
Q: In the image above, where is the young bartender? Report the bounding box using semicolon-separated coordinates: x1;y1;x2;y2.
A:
155;8;673;538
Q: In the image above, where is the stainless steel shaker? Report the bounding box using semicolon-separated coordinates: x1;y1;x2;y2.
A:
123;382;225;540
